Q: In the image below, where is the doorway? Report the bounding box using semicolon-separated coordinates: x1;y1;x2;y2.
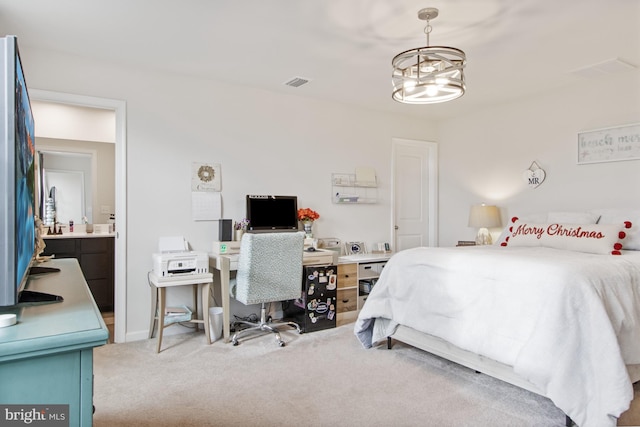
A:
30;89;127;343
391;138;438;251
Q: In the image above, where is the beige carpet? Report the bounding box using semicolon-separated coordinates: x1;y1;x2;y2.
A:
93;324;637;427
94;324;576;427
620;384;640;426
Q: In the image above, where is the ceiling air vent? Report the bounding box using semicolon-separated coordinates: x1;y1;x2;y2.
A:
283;77;310;88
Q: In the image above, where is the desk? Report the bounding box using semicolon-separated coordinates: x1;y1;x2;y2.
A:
209;249;336;343
148;272;213;353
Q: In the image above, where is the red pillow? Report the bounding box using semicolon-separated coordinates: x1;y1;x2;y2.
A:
500;216;631;255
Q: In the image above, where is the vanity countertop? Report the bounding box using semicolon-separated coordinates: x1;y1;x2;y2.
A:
43;232;115;239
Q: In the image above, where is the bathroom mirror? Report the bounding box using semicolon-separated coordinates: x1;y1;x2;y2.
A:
36;139;115;228
39;150;91;225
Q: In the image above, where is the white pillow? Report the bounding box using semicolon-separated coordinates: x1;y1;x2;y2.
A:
547;211;600;224
494;213;548;245
595;209;640;250
494;212;600;245
500;217;632;255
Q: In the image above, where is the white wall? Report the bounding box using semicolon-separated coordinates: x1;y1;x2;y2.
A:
21;47;437;340
32;101;116;143
438;72;640;246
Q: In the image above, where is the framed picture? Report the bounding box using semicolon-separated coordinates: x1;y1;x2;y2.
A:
577;123;640;164
345;241;366;255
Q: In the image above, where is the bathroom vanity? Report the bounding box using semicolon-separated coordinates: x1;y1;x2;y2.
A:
42;233;114;312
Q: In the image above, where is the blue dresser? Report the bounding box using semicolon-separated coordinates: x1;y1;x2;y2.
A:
0;258;109;427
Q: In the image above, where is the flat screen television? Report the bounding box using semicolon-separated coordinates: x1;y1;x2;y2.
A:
0;36;60;307
246;195;298;232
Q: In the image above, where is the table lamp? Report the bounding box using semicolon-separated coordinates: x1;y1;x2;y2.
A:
468;204;501;245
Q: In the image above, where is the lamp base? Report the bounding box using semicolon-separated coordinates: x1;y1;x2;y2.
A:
475;228;492;245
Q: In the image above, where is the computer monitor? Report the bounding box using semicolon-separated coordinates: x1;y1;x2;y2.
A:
246;195;298;232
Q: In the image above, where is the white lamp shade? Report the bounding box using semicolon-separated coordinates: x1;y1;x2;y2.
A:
468;205;501;228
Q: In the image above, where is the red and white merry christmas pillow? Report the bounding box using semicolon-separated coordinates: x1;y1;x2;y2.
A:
500;217;632;255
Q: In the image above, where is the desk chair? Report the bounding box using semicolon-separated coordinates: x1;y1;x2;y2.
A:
231;231;305;346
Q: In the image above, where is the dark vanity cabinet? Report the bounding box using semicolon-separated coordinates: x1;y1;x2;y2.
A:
42;236;115;312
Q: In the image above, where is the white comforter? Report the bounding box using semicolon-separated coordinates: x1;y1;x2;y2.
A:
354;246;640;427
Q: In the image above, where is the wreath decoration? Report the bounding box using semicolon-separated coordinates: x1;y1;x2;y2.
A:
197;165;215;182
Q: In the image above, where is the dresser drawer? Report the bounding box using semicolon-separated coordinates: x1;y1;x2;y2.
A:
358;261;386;279
336;311;358;326
337;288;357;313
358;294;369;310
338;263;357;289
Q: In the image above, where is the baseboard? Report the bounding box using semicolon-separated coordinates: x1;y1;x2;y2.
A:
125;330;149;342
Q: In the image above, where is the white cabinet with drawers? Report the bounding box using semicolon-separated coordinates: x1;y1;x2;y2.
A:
336;253;390;326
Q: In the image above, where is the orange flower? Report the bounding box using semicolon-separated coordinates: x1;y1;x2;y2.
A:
297;208;320;222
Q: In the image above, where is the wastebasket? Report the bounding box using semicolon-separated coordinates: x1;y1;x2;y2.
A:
208;307;223;342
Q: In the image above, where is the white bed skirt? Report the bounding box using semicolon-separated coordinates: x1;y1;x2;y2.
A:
389;324;640;396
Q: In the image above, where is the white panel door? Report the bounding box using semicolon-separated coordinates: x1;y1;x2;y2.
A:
392;139;438;252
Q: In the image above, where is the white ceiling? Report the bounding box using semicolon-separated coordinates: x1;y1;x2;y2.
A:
1;0;639;120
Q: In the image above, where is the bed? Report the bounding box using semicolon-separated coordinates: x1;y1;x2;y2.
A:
354;212;640;427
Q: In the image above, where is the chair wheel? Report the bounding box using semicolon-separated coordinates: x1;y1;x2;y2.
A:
278;341;285;347
232;340;239;346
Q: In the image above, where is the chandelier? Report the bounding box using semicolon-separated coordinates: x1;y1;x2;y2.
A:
392;8;466;104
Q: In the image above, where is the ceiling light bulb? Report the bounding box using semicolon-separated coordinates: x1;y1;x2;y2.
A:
426;85;439;96
435;77;449;85
404;80;417;91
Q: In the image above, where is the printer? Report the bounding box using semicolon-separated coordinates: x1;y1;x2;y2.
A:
152;251;209;277
152;236;209;277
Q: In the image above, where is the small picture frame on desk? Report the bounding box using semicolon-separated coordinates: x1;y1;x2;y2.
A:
372;242;392;254
345;241;366;255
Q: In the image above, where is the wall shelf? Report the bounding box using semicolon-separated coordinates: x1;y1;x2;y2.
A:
332;173;378;204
